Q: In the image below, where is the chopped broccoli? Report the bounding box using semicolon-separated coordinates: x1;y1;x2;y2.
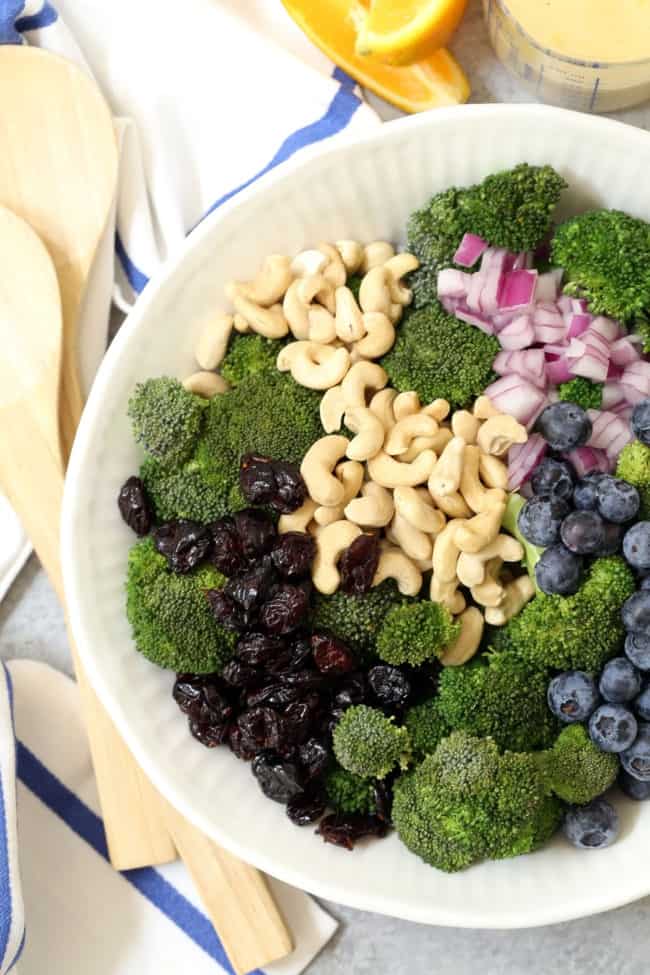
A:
128;377;207;466
404;697;450;761
616;440;650;519
220;333;286;387
502;493;544;581
310;581;410;663
635;316;650;355
332;705;411;780
325;764;376;815
541;724;618;805
557;377;603;411
346;272;363;303
493;556;635;672
376;602;459;667
126;537;235;673
140;453;240;524
551;209;650;322
408;164;566;307
380;301;499;409
393;732;562;872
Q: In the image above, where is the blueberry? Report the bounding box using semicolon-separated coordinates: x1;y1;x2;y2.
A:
622;591;650;636
635;685;650;721
547;671;600;723
619;768;650;800
625;631;650;671
602;521;624;556
621;722;650;781
588;703;638;752
536;402;592;452
530;458;575;501
596;476;640;524
535;544;583;595
563;799;619;850
573;473;605;511
631;398;650;446
560;510;606;555
599;657;642;703
623;522;650;571
517;496;570;546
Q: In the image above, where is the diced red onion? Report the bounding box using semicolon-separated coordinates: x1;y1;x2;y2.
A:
607;362;624;381
498;314;535;350
568;351;609;383
437;267;471;299
484;375;548;429
611;337;642;367
567;313;591;339
507;434;547;490
564;447;612;477
480;248;510;314
587;410;632;459
493;349;547;389
601;382;626;411
620;383;647;406
535;269;563;303
466;269;484;312
545;356;573;384
454;306;495;335
534;305;566;344
621;361;650;402
589;316;619;342
453;233;488;268
499;269;538;310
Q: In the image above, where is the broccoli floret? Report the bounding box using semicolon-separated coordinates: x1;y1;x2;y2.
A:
332;705;411;779
557;377;603;411
126;537;235;673
140;453;239;524
616;440;650;518
393;732;561;872
493;556;635;671
376;602;459;667
325;764;376;815
551;209;650;322
347;272;363;303
408;164;566;307
437;652;559;752
404;698;450;761
128;377;207;466
635;316;650;355
541;724;618;805
380;301;499;409
220;333;286;386
502;493;544;581
310;581;410;663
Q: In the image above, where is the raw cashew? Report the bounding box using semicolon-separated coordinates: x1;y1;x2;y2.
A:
195;312;233;370
473;395;500;420
335;286;366;343
361;241;395;272
369;388;397;431
233;313;250;334
345;482;394;527
460;445;507;513
430;427;454;455
431;491;473;519
291;249;328;278
432;519;462;583
430;574;466;615
312;520;362;594
236;254;293;306
314;505;345;527
390;512;433;563
479;453;509;490
470;557;505;608
477;415;527;457
441;607;484;667
308;306;337;344
359;266;392;316
373;546;422;596
283;274;335;339
278;498;318;533
451;410;480;445
288;343;351;390
384;253;419;305
319;385;347;433
183;371;229;398
300;435;349;506
336;459;365;505
385;414;439;456
485;575;536;626
454;501;506;555
335;240;363;274
367;449;436;488
392;391;420;421
344;406;385;462
354;312;395;359
456;535;524;587
421;399;451;422
401;436;440;463
225;284;289;339
428;436;465;497
318;243;347;288
341;361;387;407
393;486;445;534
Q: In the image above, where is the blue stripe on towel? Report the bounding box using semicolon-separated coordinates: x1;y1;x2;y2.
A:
0;0;25;43
16;740;261;975
115;231;150;294
15;0;57;31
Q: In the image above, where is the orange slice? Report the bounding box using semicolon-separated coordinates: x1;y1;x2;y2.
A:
356;0;469;66
280;0;470;114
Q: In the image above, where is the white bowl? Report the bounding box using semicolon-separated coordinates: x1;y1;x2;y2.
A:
62;104;650;928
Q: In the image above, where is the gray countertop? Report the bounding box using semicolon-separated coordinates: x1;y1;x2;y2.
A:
4;1;650;970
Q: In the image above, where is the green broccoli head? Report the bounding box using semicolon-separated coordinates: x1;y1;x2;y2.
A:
541;724;618;806
557;377;603;411
220;333;286;387
616;441;650;519
126;537;235;673
493;556;635;671
380;301;499;409
325;764;376;815
408;164;566;307
551;209;650;321
332;705;411;780
437;652;560;752
393;732;561;872
404;697;450;761
127;377;207;467
376;601;459;667
140;453;240;524
310;580;411;663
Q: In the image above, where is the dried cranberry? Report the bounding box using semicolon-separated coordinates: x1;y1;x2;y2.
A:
311;633;355;676
221;660;262;689
252;753;303;803
317;813;388;849
235;632;285;667
239;454;276;506
246;683;301;709
189;718;230;747
117;476;153;536
281;669;326;691
266;638;312;676
333;672;367;709
271;532;316;578
225;565;275;622
209;517;248;576
323;707;346;739
372;779;393;824
233;509;276;561
205;589;247;631
173;673;206;716
260;584;309;635
286;791;327;826
270;462;307;514
237;707;286;753
284;696;320;744
338;534;380;595
298;738;329;781
154;520;212;573
228;724;258;761
368;665;411;711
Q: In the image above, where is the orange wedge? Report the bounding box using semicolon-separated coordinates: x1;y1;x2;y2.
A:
356;0;469;66
280;0;470;114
